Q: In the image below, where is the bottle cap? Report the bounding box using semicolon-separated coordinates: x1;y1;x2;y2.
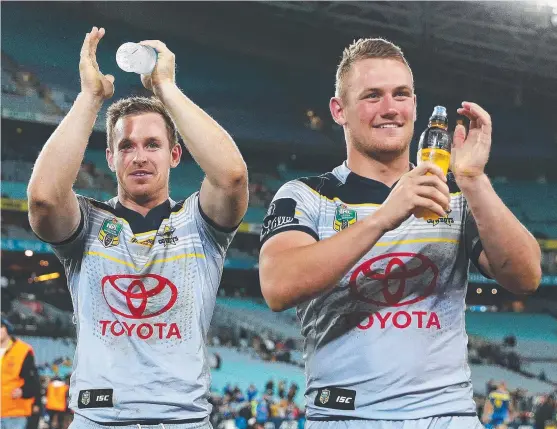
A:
432;106;447;118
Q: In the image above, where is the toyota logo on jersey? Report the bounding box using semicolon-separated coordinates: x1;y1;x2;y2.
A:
349;252;438;307
349;253;441;330
101;274;178;319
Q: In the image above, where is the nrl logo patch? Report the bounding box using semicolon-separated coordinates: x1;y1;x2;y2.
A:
98;218;123;248
81;390;90;406
333;204;357;232
157;225;178;247
319;389;330;405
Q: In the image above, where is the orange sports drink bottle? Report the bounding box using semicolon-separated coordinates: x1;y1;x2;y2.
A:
415;105;451;221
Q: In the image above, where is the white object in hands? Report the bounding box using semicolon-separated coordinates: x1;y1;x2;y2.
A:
116;42;157;74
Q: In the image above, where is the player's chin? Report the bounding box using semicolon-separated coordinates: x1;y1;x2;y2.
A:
126;181;155;197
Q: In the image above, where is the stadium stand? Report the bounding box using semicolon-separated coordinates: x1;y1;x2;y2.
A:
2;3;557;429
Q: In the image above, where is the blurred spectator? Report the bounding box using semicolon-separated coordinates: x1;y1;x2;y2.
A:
278;380;286;399
265;379;274;396
45;377;69;429
246;384;258;402
1;318;40;429
534;394;556;429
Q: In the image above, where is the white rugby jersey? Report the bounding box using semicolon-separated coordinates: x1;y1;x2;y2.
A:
261;162;490;421
46;193;237;424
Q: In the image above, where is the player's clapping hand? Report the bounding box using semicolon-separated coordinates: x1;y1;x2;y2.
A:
451;101;492;181
79;26;114;100
374;162;450;232
138;40;176;95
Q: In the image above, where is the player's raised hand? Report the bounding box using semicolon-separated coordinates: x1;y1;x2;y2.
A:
451;101;492;181
374;162;450;232
79;26;114;100
138;40;175;95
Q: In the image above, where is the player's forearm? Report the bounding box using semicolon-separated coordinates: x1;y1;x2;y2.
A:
260;215;387;311
28;92;103;204
457;173;541;293
155;82;247;188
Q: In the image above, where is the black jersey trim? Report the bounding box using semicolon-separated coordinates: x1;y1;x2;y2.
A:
306;412;477;421
470;239;493;279
261;225;319;245
297;171;457;206
88;198;185;235
79;414;206;426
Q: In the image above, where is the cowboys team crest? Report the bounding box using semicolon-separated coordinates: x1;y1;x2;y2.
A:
157;225;178;247
333;204;357;232
319;389;331;404
98;218;123;248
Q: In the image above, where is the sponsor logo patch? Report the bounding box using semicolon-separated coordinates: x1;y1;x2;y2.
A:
78;389;113;409
314;387;356;410
426;209;455;227
130;236;155;247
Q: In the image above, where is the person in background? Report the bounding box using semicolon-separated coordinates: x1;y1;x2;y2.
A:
1;318;41;429
482;382;514;429
45;376;70;429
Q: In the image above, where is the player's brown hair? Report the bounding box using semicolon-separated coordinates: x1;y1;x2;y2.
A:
106;96;178;151
335;38;413;99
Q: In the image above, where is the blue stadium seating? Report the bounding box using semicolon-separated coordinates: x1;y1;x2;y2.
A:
469;364;555;395
208;345;305;405
215;297;300;340
465;312;557;343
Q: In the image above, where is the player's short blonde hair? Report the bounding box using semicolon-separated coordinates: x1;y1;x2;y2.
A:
106;96;179;151
335;38;413;100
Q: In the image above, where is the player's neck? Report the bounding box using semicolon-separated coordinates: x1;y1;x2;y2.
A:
346;147;411;188
117;190;170;217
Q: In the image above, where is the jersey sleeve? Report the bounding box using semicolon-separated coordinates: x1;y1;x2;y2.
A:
260;180;320;245
463;202;492;279
41;195;91;262
190;192;239;258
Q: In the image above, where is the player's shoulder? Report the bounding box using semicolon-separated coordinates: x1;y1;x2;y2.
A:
281;172;340;199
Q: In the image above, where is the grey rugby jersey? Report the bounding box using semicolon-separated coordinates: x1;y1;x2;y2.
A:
46;193;237;423
261;162;489;421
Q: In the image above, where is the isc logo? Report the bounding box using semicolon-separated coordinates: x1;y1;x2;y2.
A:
96;395;110;401
336;396;352;404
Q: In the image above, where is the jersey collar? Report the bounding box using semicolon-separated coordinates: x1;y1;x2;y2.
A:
334;161;416;190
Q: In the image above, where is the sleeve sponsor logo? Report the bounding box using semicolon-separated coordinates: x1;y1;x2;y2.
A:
261;198;299;240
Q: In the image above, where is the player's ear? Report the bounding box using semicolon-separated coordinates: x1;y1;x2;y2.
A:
106;147;116;172
330;96;347;126
170;142;181;168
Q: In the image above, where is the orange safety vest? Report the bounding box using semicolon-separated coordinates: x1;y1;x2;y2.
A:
1;339;35;417
46;381;69;412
